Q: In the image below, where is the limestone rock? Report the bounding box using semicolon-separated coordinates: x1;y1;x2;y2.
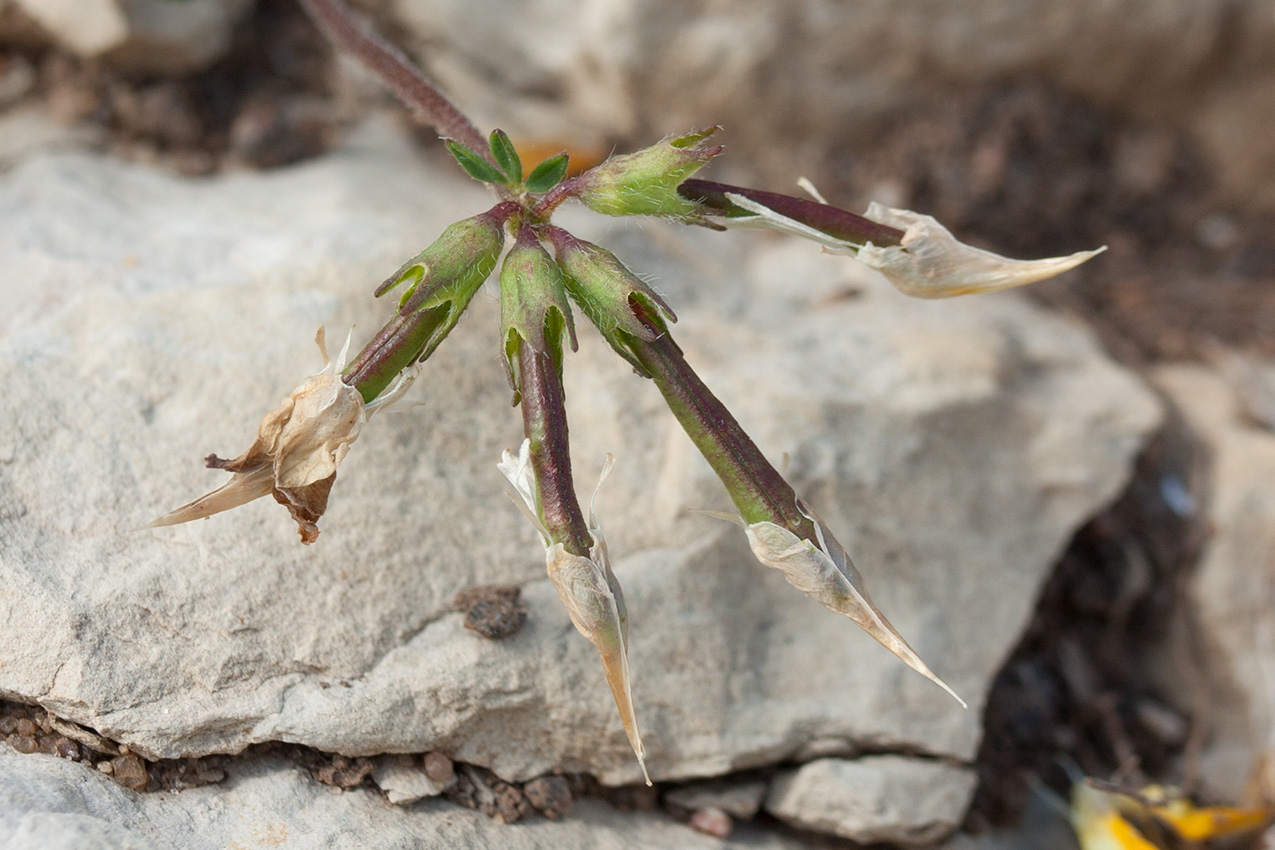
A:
0;118;1157;800
764;755;978;845
7;0;254;73
1153;364;1275;801
0;745;805;850
371;754;450;804
383;0;1275;210
665;779;768;820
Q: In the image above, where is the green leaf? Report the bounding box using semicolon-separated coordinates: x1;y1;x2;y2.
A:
525;153;570;193
445;141;509;185
488;129;522;185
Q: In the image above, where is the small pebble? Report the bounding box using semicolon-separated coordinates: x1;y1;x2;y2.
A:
423;751;454;785
112;754;149;791
9;735;37;754
15;718;37;737
456;585;527;640
523;776;573;820
55;739;82;761
690;806;733;839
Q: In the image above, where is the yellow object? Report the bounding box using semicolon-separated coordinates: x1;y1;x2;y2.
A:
1070;778;1271;849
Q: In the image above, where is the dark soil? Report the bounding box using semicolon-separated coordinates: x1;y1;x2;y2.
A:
827;81;1275;365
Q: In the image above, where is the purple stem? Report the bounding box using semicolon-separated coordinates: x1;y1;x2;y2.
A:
679;178;905;247
297;0;492;162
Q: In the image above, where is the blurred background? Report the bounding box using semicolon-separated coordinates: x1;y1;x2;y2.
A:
2;0;1274;845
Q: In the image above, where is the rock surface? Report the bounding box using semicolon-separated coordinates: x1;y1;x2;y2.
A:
1153;364;1275;801
764;756;978;845
384;0;1275;210
665;778;767;820
4;0;253;73
0;744;804;850
0;116;1158;833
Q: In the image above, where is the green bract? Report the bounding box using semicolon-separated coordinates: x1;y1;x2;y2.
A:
546;227;676;376
500;227;577;403
525;153;570;193
575;127;723;222
376;209;507;311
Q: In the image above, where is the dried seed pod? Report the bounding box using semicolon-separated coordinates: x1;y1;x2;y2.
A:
152;329;367;543
742;501;965;707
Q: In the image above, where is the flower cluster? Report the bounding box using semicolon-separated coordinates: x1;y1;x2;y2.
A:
156;3;1105;781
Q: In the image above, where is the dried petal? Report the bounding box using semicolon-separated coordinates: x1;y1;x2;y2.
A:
546;541;648;785
744;502;965;707
498;441;649;783
153;329;366;543
722;192;1103;298
855;203;1106;298
497;439;547;543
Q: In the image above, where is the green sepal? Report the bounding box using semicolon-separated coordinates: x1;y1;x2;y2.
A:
370;208;507;369
525;153;570;193
500;228;577;402
545;227;676;377
445;140;510;186
575;127;723;222
488;129;522;185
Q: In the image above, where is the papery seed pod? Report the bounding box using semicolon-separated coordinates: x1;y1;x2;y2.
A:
153;329;368;544
683;179;1103;298
742;504;965;707
623;331;963;705
499;441;650;784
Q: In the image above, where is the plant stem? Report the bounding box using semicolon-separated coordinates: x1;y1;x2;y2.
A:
297;0;492;162
623;332;817;539
519;341;593;557
342;305;448;403
679;178;905;248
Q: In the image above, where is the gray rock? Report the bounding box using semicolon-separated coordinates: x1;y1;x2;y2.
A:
0;745;807;850
383;0;1275;210
371;754;450;804
665;779;768;820
0;116;1158;804
1153;364;1275;801
764;756;977;845
7;0;253;73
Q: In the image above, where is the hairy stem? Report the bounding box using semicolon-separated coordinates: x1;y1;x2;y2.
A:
624;332;817;539
297;0;491;160
519;340;593;557
679;178;905;248
342;305;448;403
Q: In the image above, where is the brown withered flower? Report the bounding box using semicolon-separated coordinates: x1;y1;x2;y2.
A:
152;329;369;544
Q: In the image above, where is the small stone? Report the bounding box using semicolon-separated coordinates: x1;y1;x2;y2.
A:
523;775;573;820
111;753;149;791
764;756;977;845
14;717;36;737
96;760;114;774
55;738;82;760
371;755;448;805
456;585;528;640
313;755;375;789
423;751;455;785
9;734;37;754
689;806;733;839
491;781;530;823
